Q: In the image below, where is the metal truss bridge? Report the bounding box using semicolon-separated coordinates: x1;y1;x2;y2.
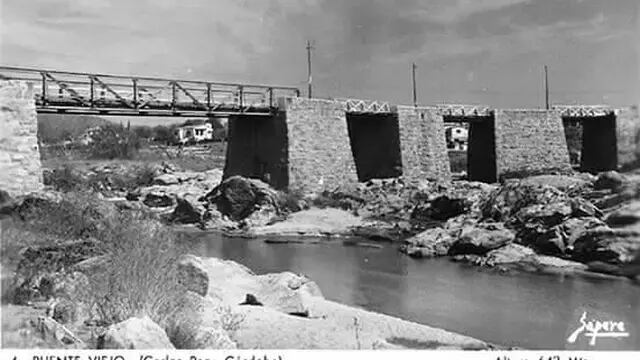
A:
0;66;300;117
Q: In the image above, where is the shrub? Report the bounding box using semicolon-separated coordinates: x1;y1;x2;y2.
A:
89;124;141;160
276;190;306;214
17;192;117;240
43;164;84;192
87;213;187;330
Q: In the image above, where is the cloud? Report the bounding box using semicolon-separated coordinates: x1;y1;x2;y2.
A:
0;0;637;107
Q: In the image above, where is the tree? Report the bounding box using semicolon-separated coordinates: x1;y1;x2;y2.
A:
133;126;154;139
89;124;141;159
152;125;176;143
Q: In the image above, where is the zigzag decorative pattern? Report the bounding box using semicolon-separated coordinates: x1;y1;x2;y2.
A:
338;98;392;114
436;104;492;116
553;105;614;117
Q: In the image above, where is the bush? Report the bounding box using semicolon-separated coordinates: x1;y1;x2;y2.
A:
89;124;141;160
87;213;187;330
16;192;117;240
43;164;84;192
46;164;157;194
276;190;306;214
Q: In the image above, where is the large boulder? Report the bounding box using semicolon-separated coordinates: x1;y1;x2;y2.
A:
560;217;606;250
511;203;573;255
606;200;640;228
101;316;174;349
171;195;207;224
251;208;364;237
411;194;469;221
519;175;591;194
0;189;13;215
572;226;640;264
185;256;323;316
10;190;64;220
513;203;573;228
202;176;281;222
448;223;515;255
12;240;103;304
351;221;412;242
479;181;568;222
593;171;627;192
399;228;455;258
481;243;536;266
177;255;209;296
142;192;175;208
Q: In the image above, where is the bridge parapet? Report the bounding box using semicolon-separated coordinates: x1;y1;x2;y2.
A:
336;98;394;114
436;104;492;117
553;105;614;117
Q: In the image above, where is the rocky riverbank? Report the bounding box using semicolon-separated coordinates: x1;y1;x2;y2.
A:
2;245;497;349
22;162;640;280
3;161;640;349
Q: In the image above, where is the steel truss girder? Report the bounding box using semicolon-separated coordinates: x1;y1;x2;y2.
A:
0;66;300;117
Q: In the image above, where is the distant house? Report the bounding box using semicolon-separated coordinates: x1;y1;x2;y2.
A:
77;126;102;146
172;119;214;145
445;126;469;151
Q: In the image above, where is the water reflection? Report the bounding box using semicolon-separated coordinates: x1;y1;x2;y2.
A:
184;232;640;350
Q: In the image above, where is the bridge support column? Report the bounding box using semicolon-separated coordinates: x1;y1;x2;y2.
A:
615;106;640;170
280;97;358;193
223;97;358;193
0;80;43;197
494;109;572;180
397;106;451;182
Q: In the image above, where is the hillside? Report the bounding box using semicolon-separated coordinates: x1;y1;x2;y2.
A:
37;114;110;144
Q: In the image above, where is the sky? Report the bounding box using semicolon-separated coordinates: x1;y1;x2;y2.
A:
1;0;638;115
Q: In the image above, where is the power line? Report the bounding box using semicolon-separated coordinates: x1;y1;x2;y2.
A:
306;40;314;99
544;65;550;110
412;63;417;107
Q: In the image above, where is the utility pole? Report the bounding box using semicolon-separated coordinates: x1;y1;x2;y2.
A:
544;65;550;110
306;40;314;99
412;63;417;107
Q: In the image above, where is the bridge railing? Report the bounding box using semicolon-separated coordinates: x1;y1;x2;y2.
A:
0;66;300;115
552;105;614;117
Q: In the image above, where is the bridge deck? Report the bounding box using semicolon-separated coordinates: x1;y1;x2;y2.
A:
0;66;300;117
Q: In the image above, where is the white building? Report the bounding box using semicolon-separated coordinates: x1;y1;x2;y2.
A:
445;126;469;151
77;126;102;146
173;121;214;145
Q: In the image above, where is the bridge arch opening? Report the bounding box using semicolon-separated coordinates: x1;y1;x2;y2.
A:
223;113;289;189
562;113;617;173
444;114;497;183
346;113;403;182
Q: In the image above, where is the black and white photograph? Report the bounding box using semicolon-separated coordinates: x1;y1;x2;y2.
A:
0;0;639;354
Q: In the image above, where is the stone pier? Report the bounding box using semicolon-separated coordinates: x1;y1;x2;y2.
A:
0;80;43;197
494;109;572;180
397;106;451;182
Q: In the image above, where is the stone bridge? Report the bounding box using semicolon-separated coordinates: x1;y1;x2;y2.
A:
1;79;639;196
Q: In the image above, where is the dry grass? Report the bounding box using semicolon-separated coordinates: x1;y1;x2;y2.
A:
2;189;225;348
86;213;187;329
42;142;226;173
44;163;156;194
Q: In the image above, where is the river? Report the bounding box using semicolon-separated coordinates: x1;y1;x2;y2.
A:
183;232;640;350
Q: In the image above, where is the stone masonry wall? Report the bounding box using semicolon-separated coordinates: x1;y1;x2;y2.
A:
397;106;451;182
494;109;571;180
0;80;43;197
281;97;357;193
616;106;640;170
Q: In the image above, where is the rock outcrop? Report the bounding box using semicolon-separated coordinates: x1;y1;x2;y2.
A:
177;255;323;317
101;316;174;349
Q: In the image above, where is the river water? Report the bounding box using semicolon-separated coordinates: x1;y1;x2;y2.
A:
184;233;640;350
